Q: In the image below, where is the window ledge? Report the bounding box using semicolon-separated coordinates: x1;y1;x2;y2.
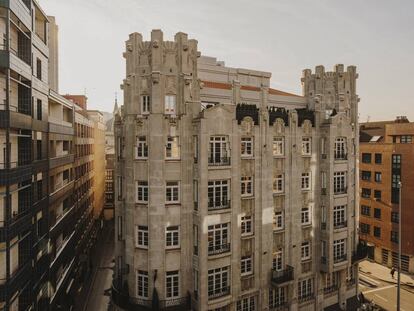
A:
241;195;254;199
166;247;181;251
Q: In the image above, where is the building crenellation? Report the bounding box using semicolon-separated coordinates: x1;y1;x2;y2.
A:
113;30;363;311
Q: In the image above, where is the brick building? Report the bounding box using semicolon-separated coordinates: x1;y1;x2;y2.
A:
359;116;414;273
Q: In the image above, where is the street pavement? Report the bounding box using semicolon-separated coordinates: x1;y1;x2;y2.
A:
359;260;414;311
81;222;114;311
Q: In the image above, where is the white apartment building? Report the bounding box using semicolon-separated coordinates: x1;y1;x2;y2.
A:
112;30;364;311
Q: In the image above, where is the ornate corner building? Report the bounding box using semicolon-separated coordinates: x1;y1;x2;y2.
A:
113;30;364;311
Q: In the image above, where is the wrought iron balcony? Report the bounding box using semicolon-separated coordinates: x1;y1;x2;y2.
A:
334;220;347;229
208;285;230;300
271;265;294;285
334;253;347;264
352;243;368;263
269;302;289;311
208;156;231;166
324;285;338;295
208;243;230;256
298;293;314;304
208;199;231;211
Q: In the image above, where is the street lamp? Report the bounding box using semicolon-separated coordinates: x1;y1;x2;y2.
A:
397;181;402;311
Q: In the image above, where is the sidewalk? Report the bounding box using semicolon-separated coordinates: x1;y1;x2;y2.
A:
359;260;414;287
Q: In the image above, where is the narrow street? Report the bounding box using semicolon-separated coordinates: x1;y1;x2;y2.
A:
76;222;114;311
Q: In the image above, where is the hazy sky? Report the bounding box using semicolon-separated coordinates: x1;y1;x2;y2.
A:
40;0;414;121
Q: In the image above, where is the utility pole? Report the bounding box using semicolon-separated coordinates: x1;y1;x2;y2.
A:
397;181;402;311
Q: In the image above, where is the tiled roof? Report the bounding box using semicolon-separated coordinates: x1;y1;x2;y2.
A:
201;80;302;97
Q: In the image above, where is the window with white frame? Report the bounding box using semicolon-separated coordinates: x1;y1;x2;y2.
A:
334;137;347;159
166;181;180;203
165;271;179;298
333;239;346;262
321;240;327;258
208;223;229;254
241;255;253;276
302;137;311;156
301;241;311;261
241;215;253;236
273;174;284;193
209;136;229;164
274;211;284;230
136;225;148;248
193;180;198;210
208;266;230;299
164;95;176;115
272;250;283;271
241;176;253;197
237;295;256;311
321;171;327;191
321;137;326;155
298;278;313;300
333;205;346;228
166;226;180;248
325;272;339;290
136;270;148;298
273;137;284;156
208;180;229;209
136;181;148;203
136;136;148;159
241;137;253;157
301;172;311;190
141;95;150;114
269;288;285;308
166;136;180;159
334;171;347;194
193;135;198;162
301;207;311;225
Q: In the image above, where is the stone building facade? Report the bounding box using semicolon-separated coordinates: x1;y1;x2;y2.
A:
113;30;364;311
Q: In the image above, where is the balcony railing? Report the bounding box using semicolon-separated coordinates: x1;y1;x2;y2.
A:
208;199;231;211
334;187;347;195
334;220;347;229
208;156;231;166
271;265;294;285
208;286;230;300
334;253;347;264
324;285;338;294
298;293;314;304
208;243;230;255
352;243;368;263
334;153;348;161
269;302;289;311
160;297;190;308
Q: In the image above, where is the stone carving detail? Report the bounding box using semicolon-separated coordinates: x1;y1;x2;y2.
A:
138;42;151;66
163;41;177;65
166;76;176;94
141;77;149;94
302;119;312;134
274;118;285;134
241;117;254;135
